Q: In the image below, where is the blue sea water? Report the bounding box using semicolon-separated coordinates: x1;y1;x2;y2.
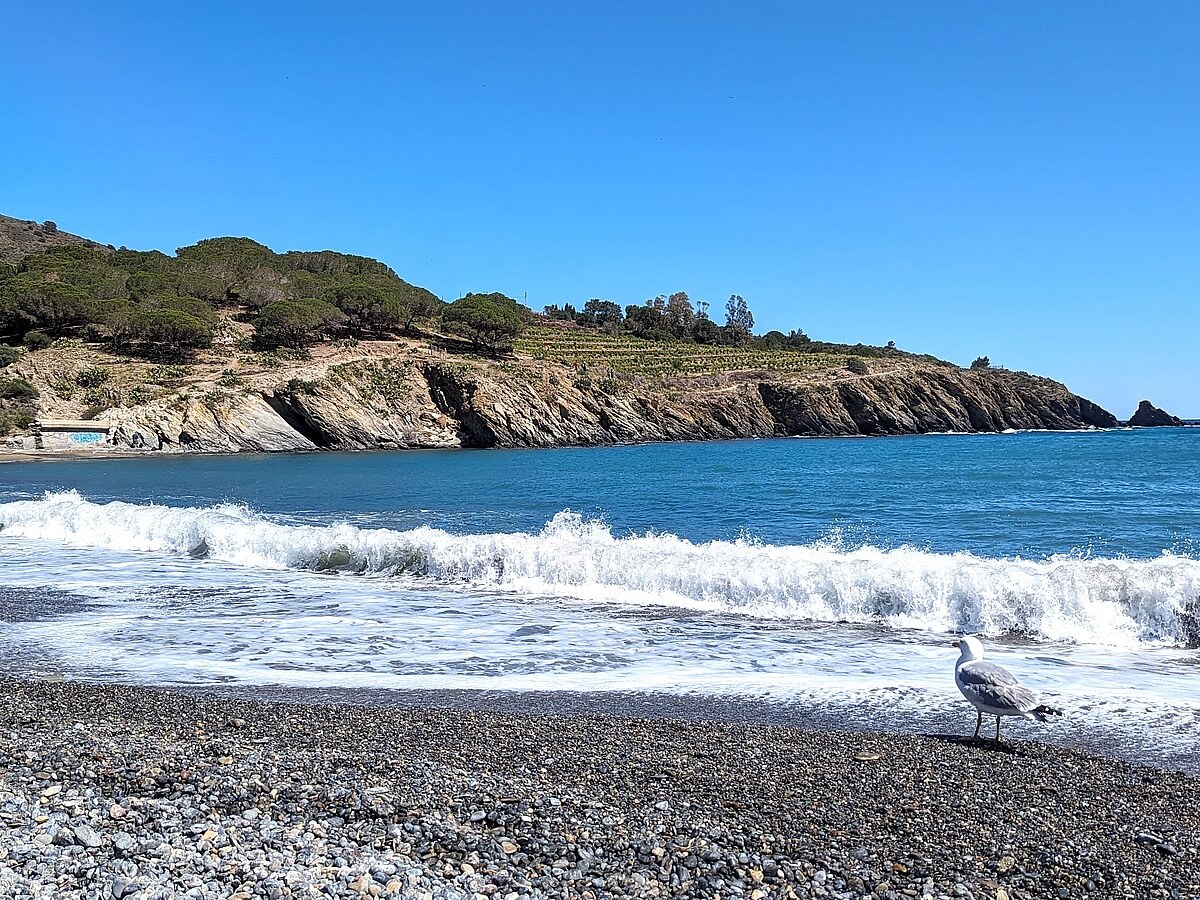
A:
1;429;1198;769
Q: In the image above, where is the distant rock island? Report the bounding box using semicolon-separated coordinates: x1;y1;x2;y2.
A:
1127;400;1183;427
1;213;1120;455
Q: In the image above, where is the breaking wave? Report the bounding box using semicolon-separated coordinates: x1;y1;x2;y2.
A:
1;491;1197;647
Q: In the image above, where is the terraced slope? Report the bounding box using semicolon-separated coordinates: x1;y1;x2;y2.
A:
516;325;868;379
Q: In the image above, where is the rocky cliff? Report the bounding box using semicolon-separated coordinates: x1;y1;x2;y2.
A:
99;356;1118;454
760;368;1116;436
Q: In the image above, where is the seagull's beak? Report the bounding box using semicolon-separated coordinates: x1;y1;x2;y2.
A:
951;640;961;648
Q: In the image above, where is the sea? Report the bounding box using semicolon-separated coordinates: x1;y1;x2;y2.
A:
1;428;1198;772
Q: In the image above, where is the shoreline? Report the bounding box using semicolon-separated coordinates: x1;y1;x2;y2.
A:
128;681;1200;778
1;680;1196;899
0;449;153;464
2;424;1195;465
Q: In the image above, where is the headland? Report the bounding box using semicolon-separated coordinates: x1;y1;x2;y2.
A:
1;214;1119;457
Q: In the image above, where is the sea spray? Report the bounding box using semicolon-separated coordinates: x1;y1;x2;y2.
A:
1;490;1197;646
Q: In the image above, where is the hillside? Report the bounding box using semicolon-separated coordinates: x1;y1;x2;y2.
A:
0;331;1115;454
0;214;1118;454
0;214;113;266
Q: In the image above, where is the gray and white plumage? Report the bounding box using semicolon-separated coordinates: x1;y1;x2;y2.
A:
953;635;1061;740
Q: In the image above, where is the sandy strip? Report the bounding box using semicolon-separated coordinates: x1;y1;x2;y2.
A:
0;451;153;464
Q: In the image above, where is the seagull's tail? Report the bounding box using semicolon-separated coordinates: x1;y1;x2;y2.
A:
1032;704;1062;723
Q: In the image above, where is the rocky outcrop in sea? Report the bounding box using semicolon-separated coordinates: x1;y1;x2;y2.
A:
1127;400;1183;427
103;358;1119;454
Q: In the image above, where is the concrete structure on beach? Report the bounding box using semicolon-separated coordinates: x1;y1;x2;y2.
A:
31;419;112;451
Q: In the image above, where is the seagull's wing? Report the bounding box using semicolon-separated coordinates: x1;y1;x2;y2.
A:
958;660;1038;713
960;660;1019;686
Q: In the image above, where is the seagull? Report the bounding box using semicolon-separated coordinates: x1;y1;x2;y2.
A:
952;635;1062;742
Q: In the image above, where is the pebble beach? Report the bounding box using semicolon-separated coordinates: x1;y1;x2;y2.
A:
1;681;1196;900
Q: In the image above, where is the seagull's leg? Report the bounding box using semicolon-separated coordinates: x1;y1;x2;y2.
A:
973;711;981;741
994;716;1001;742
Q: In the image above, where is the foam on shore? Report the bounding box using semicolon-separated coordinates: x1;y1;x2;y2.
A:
2;490;1197;647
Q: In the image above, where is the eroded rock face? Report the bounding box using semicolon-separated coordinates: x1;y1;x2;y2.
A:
1127;400;1183;427
761;369;1118;436
102;359;1118;454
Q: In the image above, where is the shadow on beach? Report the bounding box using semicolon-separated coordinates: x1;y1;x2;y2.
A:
925;731;1028;757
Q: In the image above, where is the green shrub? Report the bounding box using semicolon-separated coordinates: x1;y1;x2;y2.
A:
126;384;156;405
81;323;108;343
51;377;76;400
23;331;52;350
147;364;193;384
81;388;113;411
0;345;22;367
217;369;244;388
846;357;869;375
0;377;39;401
971;356;991;370
284;377;320;395
0;409;36;436
74;367;110;388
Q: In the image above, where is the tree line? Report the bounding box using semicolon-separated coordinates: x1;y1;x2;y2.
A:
543;292;815;351
0;241;536;359
0;238;909;362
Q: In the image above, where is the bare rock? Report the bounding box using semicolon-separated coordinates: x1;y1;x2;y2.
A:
1127;400;1183;427
100;358;1118;454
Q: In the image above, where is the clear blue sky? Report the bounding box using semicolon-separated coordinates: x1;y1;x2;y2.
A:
4;2;1197;415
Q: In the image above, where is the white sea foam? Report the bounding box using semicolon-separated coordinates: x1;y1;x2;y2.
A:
2;490;1197;646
